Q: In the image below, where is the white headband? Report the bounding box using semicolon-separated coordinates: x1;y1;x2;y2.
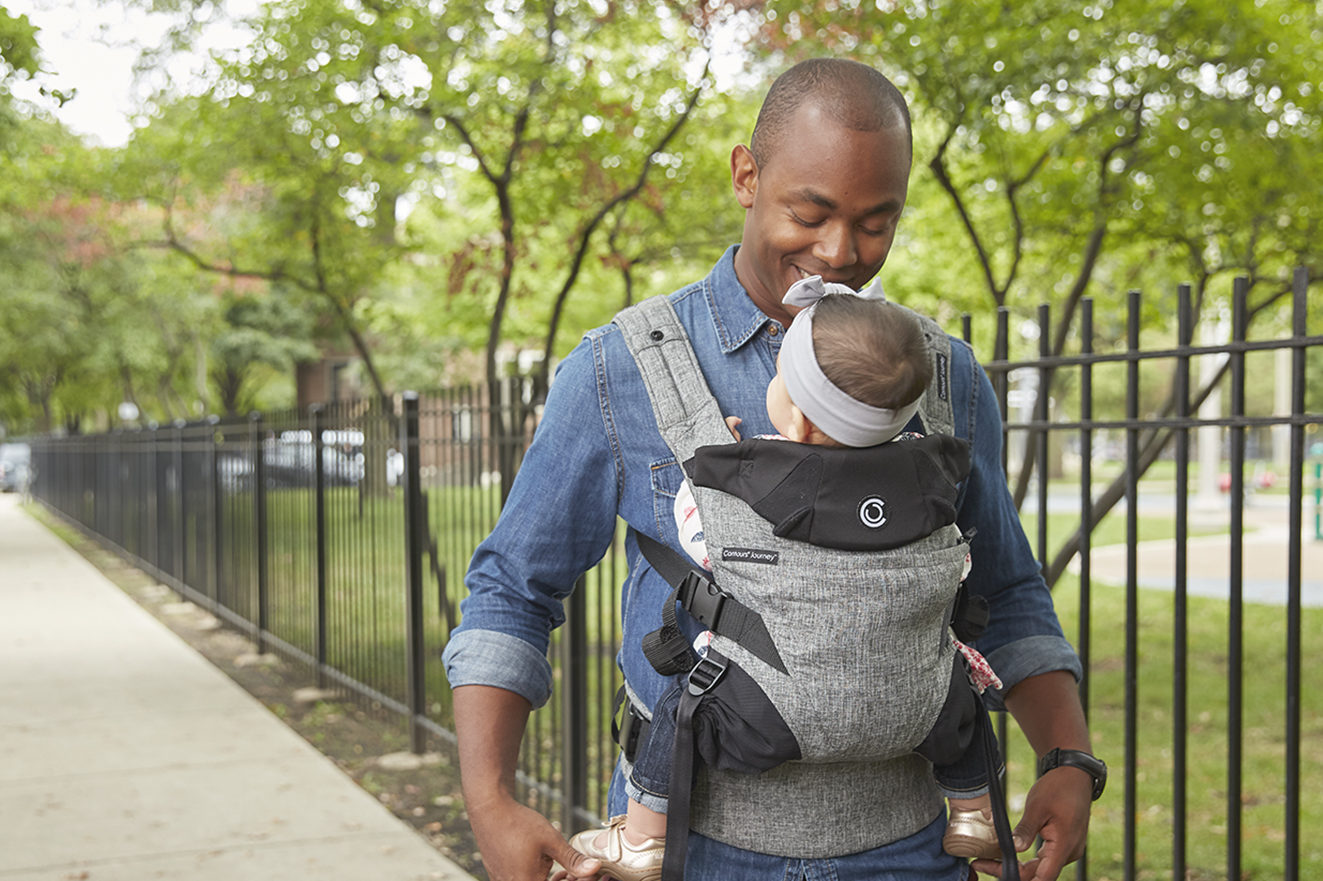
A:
782;274;888;308
779;298;921;448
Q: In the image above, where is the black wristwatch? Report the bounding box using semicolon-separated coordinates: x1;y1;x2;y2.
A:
1038;748;1107;801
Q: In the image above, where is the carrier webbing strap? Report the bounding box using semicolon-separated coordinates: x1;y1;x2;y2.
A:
661;686;700;881
975;692;1022;881
636;532;787;676
660;651;729;881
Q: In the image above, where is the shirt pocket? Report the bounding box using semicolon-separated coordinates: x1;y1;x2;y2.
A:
649;456;684;539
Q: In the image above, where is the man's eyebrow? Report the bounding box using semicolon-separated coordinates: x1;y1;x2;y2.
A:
788;187;902;215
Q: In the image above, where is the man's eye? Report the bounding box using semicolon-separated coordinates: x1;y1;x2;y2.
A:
790;211;824;227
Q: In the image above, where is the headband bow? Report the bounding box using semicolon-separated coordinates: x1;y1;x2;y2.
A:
782;274;888;308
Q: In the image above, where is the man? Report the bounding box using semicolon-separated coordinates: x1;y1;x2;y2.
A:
443;58;1098;881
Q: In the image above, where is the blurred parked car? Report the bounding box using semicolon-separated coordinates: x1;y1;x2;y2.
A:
0;442;31;493
216;432;364;491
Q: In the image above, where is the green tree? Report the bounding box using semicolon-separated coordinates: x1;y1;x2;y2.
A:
210;288;320;418
751;0;1323;580
121;0;736;413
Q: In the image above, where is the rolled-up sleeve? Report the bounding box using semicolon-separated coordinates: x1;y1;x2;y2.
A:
442;334;622;709
441;629;556;708
953;341;1082;710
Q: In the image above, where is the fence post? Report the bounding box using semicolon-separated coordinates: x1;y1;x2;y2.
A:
401;392;428;754
313;404;328;688
173;420;186;587
148;422;160;570
208;415;222;612
251;412;269;655
560;576;589;834
1314;461;1321;541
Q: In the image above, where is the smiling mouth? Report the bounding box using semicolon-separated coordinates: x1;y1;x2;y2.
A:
795;265;852;286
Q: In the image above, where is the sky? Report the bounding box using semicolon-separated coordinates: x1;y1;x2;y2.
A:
8;0;252;147
10;1;754;149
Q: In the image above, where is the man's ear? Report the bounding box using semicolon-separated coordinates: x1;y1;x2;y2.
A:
730;144;758;209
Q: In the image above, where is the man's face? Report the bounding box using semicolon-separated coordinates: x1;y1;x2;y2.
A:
732;101;910;325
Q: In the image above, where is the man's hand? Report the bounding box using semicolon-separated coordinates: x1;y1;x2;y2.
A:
969;764;1092;880
467;796;601;881
453;685;602;881
973;671;1095;881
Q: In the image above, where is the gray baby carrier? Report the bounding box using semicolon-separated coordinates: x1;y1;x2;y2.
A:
613;296;1016;879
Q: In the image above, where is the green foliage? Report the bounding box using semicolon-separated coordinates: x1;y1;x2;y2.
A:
210;291;320;417
112;0;747;394
0;121;187;431
0;6;39;81
756;0;1322;332
6;0;1321;431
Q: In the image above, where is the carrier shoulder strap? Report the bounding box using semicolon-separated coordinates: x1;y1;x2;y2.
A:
615;295;956;445
902;306;956;438
612;295;733;461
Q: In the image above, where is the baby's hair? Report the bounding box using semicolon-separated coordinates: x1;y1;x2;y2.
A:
810;294;932;411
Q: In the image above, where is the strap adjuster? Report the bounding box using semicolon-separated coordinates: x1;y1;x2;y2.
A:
616;700;651;763
678;571;728;629
687;654;728;696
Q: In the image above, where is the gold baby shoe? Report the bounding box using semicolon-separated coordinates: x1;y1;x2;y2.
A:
942;807;1002;860
567;814;665;881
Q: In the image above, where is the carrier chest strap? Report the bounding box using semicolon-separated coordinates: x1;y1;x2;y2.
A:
636;532;787;676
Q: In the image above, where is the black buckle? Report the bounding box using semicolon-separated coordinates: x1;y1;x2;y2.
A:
951;590;989;642
616;700;651;763
678;571;728;629
687;654;728;696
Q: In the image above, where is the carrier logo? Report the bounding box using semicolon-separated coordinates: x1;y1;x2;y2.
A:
721;547;780;565
858;496;888;529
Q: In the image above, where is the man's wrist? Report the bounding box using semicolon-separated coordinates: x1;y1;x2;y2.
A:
1038;747;1107;800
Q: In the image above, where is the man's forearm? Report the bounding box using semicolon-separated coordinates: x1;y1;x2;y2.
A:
453;683;533;811
1002;670;1091;757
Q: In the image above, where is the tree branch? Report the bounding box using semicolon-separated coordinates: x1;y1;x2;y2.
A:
535;65;710;391
929;129;1005;306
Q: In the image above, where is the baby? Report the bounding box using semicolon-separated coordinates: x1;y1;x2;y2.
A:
568;279;1002;881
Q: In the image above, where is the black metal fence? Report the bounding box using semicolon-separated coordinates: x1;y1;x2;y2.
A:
27;268;1322;881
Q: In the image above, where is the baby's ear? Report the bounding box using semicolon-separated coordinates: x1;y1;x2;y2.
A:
784;406;813;443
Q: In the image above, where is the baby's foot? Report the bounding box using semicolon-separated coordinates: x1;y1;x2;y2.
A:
942;806;1001;860
567;814;664;881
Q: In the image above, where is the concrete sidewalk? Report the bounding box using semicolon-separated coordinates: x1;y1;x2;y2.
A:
0;495;475;881
1079;496;1323;607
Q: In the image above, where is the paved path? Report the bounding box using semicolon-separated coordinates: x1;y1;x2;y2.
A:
0;495;475;881
1074;495;1323;606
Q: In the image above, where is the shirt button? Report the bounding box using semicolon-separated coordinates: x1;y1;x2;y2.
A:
768;324;780;336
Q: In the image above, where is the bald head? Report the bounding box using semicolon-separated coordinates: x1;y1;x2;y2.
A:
750;58;912;169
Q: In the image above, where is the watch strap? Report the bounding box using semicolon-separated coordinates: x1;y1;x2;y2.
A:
1038;747;1107;801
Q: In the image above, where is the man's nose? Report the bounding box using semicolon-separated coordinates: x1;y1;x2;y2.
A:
813;222;857;269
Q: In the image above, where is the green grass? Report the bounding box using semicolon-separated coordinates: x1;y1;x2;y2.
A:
1003;577;1323;880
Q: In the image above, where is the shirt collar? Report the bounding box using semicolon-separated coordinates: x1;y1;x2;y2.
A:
703;245;780;354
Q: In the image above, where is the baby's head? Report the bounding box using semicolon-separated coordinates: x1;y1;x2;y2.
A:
768;293;932;447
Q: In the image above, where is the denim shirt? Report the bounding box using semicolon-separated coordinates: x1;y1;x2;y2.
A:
443;246;1080;720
